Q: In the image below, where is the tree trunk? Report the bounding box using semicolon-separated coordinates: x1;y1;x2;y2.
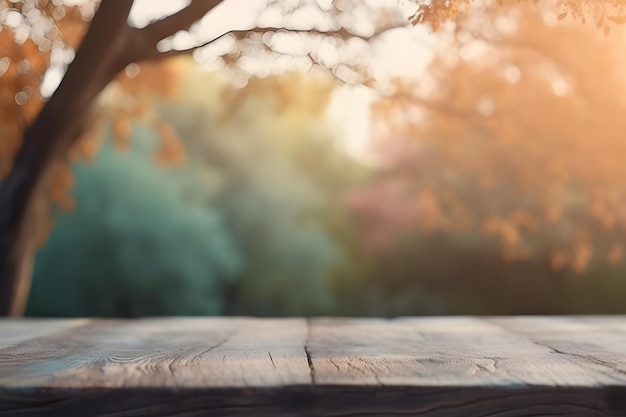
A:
0;1;135;316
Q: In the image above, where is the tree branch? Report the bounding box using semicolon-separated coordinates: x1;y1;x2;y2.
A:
144;20;409;61
135;0;224;60
236;22;406;42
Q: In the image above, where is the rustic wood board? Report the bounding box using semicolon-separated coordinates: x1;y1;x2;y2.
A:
0;318;309;388
1;317;625;416
309;316;626;386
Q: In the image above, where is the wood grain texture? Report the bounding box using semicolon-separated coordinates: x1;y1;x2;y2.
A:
0;319;85;349
488;316;626;383
308;317;626;386
0;316;625;417
0;318;309;388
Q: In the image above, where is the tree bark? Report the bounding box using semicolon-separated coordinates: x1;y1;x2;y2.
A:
0;0;135;316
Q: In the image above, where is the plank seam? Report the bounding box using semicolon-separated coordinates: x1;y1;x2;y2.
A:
305;318;315;386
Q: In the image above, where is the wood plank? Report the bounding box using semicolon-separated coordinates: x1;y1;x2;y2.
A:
0;318;309;388
157;318;310;387
308;317;626;386
488;316;626;383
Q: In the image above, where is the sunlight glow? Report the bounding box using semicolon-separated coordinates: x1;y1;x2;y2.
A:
327;85;375;163
129;0;190;28
370;26;435;80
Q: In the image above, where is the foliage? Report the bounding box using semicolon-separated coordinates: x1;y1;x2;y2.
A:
409;0;626;33
164;67;350;315
28;133;241;316
0;1;87;175
5;0;626;317
28;69;363;317
2;0;623;253
356;230;626;316
352;1;626;271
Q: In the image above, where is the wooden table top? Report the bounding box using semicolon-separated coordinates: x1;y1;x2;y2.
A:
1;316;626;416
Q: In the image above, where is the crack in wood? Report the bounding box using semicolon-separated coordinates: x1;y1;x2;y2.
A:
486;319;626;383
536;342;626;379
328;357;341;371
305;319;315;386
191;334;232;364
304;346;315;385
268;351;276;369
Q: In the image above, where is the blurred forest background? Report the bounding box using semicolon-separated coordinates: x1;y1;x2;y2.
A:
3;0;626;317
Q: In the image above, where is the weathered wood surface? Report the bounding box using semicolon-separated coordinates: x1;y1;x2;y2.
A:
1;317;626;417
